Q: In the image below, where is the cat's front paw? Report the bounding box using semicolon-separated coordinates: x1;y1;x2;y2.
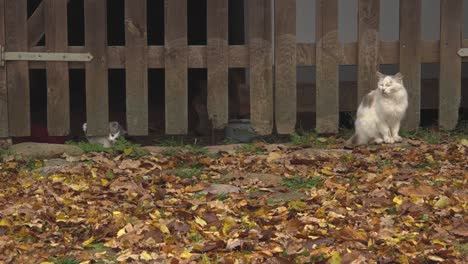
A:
374;138;384;144
393;135;402;143
384;136;394;144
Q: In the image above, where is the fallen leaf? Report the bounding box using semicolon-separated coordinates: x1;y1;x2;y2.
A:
398;185;439;197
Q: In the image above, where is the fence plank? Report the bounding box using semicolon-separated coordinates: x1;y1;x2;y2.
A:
315;0;339;134
248;0;273;135
0;0;7;137
275;0;296;134
84;0;108;136
399;0;421;131
45;0;69;136
207;0;228;129
165;0;188;134
439;0;462;130
125;0;148;135
357;0;380;102
5;0;30;136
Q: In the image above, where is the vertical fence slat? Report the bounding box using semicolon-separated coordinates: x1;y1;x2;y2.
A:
357;0;380;102
84;0;108;136
439;0;462;130
275;0;296;134
0;0;7;137
400;0;421;131
46;0;69;136
5;0;29;136
165;0;188;134
125;0;148;135
207;0;228;129
248;0;273;135
315;0;339;134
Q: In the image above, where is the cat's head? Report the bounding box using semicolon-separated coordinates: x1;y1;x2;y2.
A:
377;72;404;95
108;121;126;143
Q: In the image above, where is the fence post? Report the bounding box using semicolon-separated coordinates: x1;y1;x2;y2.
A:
165;0;188;135
357;0;380;102
439;0;462;130
84;0;108;136
0;0;7;137
248;0;273;135
5;0;30;136
207;0;229;130
274;0;296;134
315;0;339;134
400;0;421;131
46;0;70;136
125;0;148;135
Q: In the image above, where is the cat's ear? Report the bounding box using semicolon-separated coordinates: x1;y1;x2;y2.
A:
394;72;404;80
376;71;385;80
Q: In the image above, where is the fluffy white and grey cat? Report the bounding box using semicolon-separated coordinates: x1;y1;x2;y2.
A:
82;121;126;148
346;72;408;148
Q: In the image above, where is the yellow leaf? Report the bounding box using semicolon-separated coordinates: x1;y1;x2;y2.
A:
0;219;10;227
393;196;403;205
317;137;328;143
434;196;450;209
195;216;207;227
267;152;282;162
40;262;55;264
124;148;133;156
180;248;192;259
82;236;95;247
101;178;109;186
321;169;334;176
222;217;236;234
158;222;170;234
327;251;341;264
140;251;153;261
431;239;446;247
112;211;121;216
117;228;126;238
91;168;97;178
288;200;307;211
460;138;468;146
399;255;410;264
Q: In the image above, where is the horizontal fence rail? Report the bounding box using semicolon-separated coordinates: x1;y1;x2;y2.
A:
0;0;466;138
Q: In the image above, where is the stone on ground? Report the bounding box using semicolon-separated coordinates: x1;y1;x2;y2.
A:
9;142;83;159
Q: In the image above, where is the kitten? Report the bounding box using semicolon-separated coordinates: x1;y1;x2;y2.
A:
82;121;126;148
345;71;408;148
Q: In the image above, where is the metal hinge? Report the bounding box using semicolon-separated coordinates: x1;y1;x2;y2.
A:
457;48;468;57
0;45;93;66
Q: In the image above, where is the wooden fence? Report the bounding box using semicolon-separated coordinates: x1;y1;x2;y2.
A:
0;0;466;138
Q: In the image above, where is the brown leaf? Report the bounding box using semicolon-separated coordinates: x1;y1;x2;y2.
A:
398;185;439;197
336;226;368;242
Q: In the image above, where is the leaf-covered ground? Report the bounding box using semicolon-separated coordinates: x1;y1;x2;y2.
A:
0;133;467;263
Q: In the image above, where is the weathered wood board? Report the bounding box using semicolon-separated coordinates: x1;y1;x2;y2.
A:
125;0;148;135
275;0;297;134
46;0;70;136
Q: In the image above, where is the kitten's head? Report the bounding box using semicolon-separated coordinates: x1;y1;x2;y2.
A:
377;72;404;95
108;121;126;143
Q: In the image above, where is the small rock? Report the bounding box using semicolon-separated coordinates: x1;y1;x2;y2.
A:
10;142;83;159
203;184;241;195
33;158;78;176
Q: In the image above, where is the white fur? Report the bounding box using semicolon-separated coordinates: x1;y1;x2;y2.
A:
347;72;408;147
82;122;124;148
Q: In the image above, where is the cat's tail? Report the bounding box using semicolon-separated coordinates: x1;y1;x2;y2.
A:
344;134;360;149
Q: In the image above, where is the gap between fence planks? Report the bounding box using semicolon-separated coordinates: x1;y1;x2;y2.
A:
439;0;462;130
125;0;148;135
165;0;188;135
399;0;421;131
5;0;30;137
315;0;340;134
248;0;273;136
357;0;380;103
275;0;296;135
45;0;70;136
207;0;229;130
84;0;108;136
0;0;7;137
28;0;71;48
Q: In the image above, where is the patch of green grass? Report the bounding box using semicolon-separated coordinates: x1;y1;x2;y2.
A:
400;128;443;144
67;138;147;157
421;215;431;222
173;167;202;179
188;232;203;242
454;243;468;257
236;144;264;154
283;176;322;190
49;257;79;264
378;159;393;168
162;148;180;156
185;144;208;155
157;137;187;147
289;132;328;148
216;193;229;201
